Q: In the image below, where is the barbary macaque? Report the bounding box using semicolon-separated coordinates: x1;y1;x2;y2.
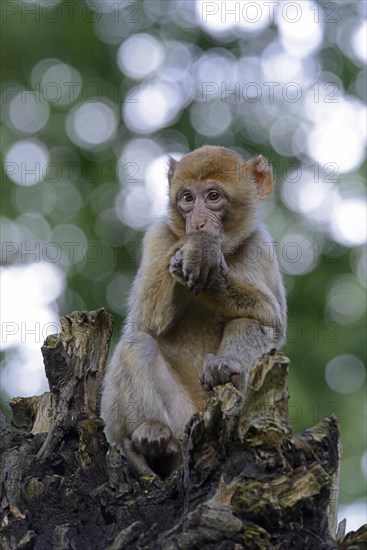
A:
101;145;287;477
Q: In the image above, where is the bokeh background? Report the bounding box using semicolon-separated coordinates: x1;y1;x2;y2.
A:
1;0;366;530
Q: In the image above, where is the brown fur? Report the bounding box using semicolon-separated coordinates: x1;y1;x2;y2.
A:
101;146;287;477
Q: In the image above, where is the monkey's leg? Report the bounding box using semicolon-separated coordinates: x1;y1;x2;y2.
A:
199;319;274;394
101;331;194;476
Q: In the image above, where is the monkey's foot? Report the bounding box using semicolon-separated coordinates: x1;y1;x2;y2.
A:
199;354;242;391
131;421;181;479
131;421;180;462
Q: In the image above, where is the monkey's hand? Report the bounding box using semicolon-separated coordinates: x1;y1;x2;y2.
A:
168;248;187;286
199;354;242;391
169;233;228;295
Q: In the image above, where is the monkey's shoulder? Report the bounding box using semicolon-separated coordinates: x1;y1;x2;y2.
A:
226;227;274;261
248;225;274;246
225;227;282;290
143;219;177;247
140;220;178;263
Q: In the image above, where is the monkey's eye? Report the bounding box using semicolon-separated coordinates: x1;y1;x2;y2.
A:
182;192;194;202
208;190;220;201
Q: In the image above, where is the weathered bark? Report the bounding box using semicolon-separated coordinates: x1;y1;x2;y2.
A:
0;308;365;549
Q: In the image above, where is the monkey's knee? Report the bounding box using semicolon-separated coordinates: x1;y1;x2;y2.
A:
124;330;160;357
131;421;181;478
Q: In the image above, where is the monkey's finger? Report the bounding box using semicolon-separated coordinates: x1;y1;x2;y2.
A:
220;256;229;277
191;280;207;295
197;265;211;292
169;254;182;267
186;268;201;292
230;373;241;389
173;249;183;261
166;439;180;456
169;251;183;269
221;364;240;382
168;263;182;275
198;372;213;392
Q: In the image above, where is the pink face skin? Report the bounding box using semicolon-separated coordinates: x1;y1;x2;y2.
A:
176;182;229;237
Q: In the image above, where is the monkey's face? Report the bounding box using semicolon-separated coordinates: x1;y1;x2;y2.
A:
167;145;273;247
176;182;228;237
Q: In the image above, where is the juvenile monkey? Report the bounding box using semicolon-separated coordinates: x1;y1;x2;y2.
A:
101;146;287;476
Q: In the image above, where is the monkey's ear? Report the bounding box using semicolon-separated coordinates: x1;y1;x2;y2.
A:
247;155;273;199
167;156;178;185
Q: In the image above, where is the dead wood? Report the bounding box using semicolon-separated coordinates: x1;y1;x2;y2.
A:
1;309;365;550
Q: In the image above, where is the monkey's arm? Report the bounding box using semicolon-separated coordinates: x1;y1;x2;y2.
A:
128;222;187;336
199;260;287;394
202;274;283;327
171;231;286;335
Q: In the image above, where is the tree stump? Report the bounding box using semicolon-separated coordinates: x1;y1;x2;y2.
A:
0;308;366;549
